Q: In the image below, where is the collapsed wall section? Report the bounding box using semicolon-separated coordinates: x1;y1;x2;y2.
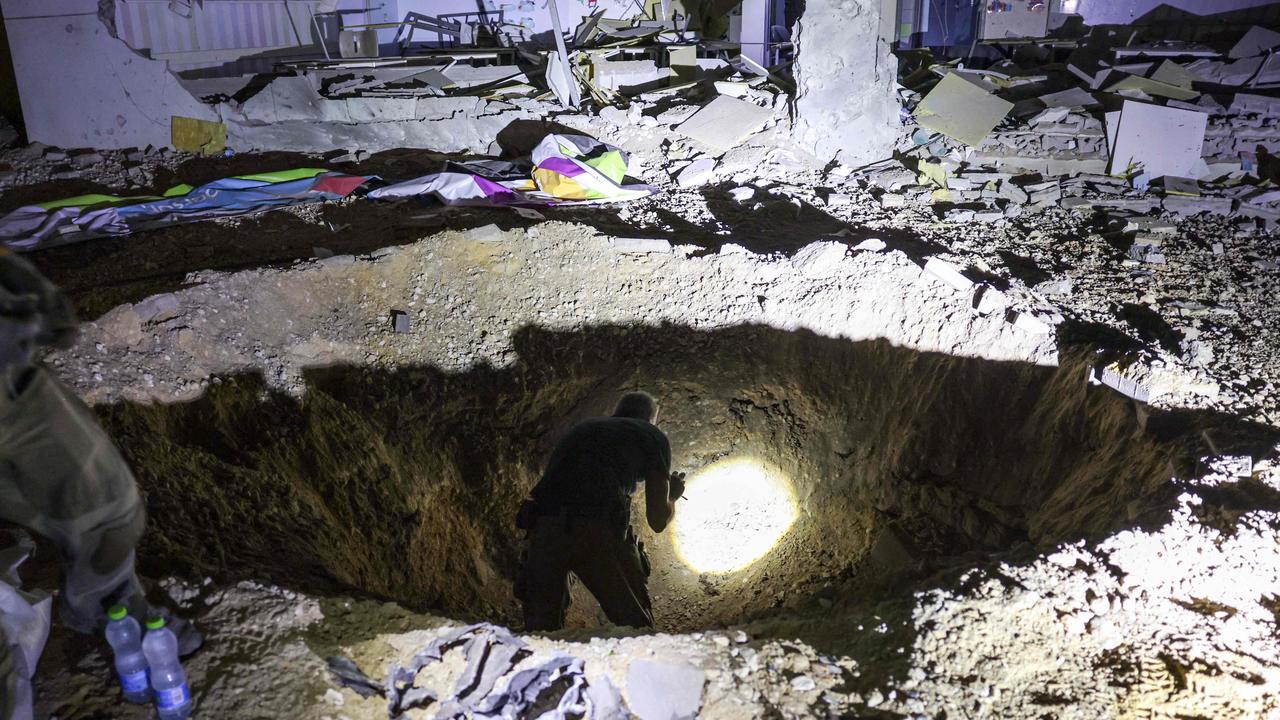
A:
0;0;220;149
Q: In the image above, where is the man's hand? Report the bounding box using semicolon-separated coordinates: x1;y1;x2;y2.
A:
668;471;686;501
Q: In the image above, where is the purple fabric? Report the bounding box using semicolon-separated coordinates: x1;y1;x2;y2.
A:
472;175;522;204
536;157;587;178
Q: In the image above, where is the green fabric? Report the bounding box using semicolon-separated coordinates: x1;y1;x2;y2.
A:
233;168;327;183
35;194;160;211
30;169;325;212
582;151;627;184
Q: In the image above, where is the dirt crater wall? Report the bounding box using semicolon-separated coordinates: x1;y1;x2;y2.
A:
100;323;1195;632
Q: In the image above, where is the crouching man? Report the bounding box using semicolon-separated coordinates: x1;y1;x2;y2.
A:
517;392;685;631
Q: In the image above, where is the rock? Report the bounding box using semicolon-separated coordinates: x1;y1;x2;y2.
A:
729;186;755;202
1012;312;1054;336
72;152;104;168
628;661;705;720
464;224;506;243
675;158;717;188
791;241;848;279
923;258;974;292
791;675;816;691
133;293;182;324
599;106;630;126
853;238;887;252
880;193;907;208
973;285;1009;315
610;237;672;254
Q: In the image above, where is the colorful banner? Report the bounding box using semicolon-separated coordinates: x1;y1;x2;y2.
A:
0;169;371;252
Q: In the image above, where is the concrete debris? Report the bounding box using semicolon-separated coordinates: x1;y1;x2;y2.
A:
1095;365;1151;403
1109;101;1208;180
627;660;705;720
914;74;1013;147
678;96;773;152
729;187;755;202
609;237;672;254
790;241;848;279
133;293;182;324
1229;25;1280;60
675;158;717;188
923;258;973;292
391;310;411;334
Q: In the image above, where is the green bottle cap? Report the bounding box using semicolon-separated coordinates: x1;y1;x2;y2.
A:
145;617;166;630
107;605;128;621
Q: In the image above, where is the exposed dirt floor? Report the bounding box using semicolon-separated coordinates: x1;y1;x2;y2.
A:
6;142;1280;720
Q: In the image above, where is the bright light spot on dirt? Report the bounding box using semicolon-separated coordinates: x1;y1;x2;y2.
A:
673;457;798;573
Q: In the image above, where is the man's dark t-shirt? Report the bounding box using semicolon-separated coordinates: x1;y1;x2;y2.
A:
532;417;672;513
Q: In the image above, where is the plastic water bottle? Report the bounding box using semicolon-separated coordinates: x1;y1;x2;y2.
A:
105;604;150;703
142;617;193;719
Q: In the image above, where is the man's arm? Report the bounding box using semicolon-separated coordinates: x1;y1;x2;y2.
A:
645;467;675;533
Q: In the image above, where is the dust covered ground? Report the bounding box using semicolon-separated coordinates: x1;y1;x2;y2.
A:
7;138;1280;719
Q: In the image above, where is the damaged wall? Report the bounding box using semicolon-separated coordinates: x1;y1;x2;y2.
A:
792;0;901;167
0;0;218;150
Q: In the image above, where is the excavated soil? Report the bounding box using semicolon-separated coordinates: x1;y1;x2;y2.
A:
95;323;1251;636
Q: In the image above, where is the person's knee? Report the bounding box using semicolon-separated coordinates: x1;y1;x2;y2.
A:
88;502;145;577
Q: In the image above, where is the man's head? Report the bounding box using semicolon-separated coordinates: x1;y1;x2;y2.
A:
612;391;659;423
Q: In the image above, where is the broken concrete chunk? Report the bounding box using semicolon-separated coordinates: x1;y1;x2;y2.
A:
880;193;907;208
1229;25;1280;59
729;187;755;202
464;225;506;243
1029;107;1070;126
678;96;772;151
713;81;750;98
1205;455;1252;478
790;241;848;279
391;310;410;333
1038;87;1099;109
1095;366;1150;403
627;661;705;720
1012;311;1054;336
914;74;1013;147
133;293;181;324
853;238;887;252
71;152;104;168
972;285;1009;315
593;59;668;92
1129;238;1167;265
923;258;973;292
599;106;630;126
1109;100;1208;180
1105;74;1199;102
675;158;717;188
610;237;672;254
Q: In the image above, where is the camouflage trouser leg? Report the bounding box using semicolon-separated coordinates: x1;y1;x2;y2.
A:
0;365;146;634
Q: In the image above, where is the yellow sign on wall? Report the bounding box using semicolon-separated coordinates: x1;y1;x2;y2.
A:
171;116;227;156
